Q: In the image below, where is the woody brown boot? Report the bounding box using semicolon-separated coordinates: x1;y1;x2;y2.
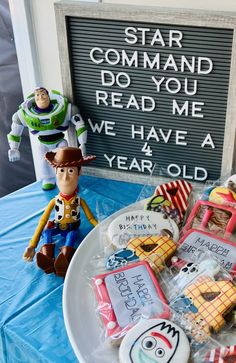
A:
36;243;55;274
54;246;76;277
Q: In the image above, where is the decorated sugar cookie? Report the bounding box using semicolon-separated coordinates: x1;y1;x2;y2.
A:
127;235;177;272
93;261;169;340
119;318;190;363
171;277;236;342
150;180;192;224
173;259;220;290
204;345;236;363
181;200;236;239
209;186;236;206
207;174;236;207
107;210;179;249
106;248;139;270
174;229;236;274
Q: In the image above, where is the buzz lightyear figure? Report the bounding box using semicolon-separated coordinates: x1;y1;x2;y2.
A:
7;87;87;190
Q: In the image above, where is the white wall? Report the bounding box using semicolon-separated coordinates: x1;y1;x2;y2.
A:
104;0;236;11
31;0;63;91
9;0;236;179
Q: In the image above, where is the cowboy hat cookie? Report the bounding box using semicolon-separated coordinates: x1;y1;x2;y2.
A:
119;318;190;363
107;210;179;249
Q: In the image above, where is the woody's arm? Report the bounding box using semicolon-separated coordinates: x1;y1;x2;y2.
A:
80;198;98;227
23;199;55;262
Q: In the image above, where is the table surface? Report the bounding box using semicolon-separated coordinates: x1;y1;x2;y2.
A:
0;175;150;363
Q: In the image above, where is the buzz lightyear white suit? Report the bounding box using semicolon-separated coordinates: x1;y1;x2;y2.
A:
7;88;87;190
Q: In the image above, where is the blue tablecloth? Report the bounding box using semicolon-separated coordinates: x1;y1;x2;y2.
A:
0;175;149;362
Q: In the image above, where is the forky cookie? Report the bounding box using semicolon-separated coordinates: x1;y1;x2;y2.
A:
119;318;190;363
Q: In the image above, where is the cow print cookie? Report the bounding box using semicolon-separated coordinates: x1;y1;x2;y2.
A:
119;318;190;363
107;210;179;249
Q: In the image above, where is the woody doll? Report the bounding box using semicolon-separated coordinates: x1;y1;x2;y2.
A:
23;147;97;277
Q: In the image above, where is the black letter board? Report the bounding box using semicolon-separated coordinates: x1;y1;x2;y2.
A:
55;2;236;183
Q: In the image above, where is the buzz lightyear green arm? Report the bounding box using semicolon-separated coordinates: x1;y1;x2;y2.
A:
7;111;25;162
23;198;55;262
71;104;88;157
80;198;98;227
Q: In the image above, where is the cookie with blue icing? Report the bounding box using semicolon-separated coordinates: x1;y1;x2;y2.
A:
106;248;139;270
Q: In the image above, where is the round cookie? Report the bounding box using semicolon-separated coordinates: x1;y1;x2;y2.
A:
107;210;179;248
209;186;236;205
119;318;190;363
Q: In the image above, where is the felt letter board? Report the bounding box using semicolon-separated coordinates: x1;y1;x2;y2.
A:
55;2;236;182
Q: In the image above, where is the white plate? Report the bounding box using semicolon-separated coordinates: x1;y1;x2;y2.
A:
63;202;178;363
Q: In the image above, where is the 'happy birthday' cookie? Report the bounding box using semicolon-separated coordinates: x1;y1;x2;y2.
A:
93;261;169;340
119;318;190;363
107;210;179;249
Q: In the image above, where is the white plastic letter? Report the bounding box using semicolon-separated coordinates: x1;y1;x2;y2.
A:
116;72;131;88
137;27;150;45
101;70;115;86
176;130;188;146
201;133;215;149
104;121;116;136
142;96;155;112
169;30;183;48
194;167;208;181
127;94;140;110
104;154;116;168
172;100;189;116
143;52;160;69
151;29;165;46
167;164;181;177
166;78;181;94
105;49;120;65
152;76;165;92
197;57;213;74
124;27;138;44
90;47;104;64
117;156;128;170
111;93;123;108
163;54;178;72
131;125;144;139
96;91;108;106
192;102;204;118
122;50;138;67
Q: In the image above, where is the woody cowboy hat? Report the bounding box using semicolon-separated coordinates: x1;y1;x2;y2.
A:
45;147;96;167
